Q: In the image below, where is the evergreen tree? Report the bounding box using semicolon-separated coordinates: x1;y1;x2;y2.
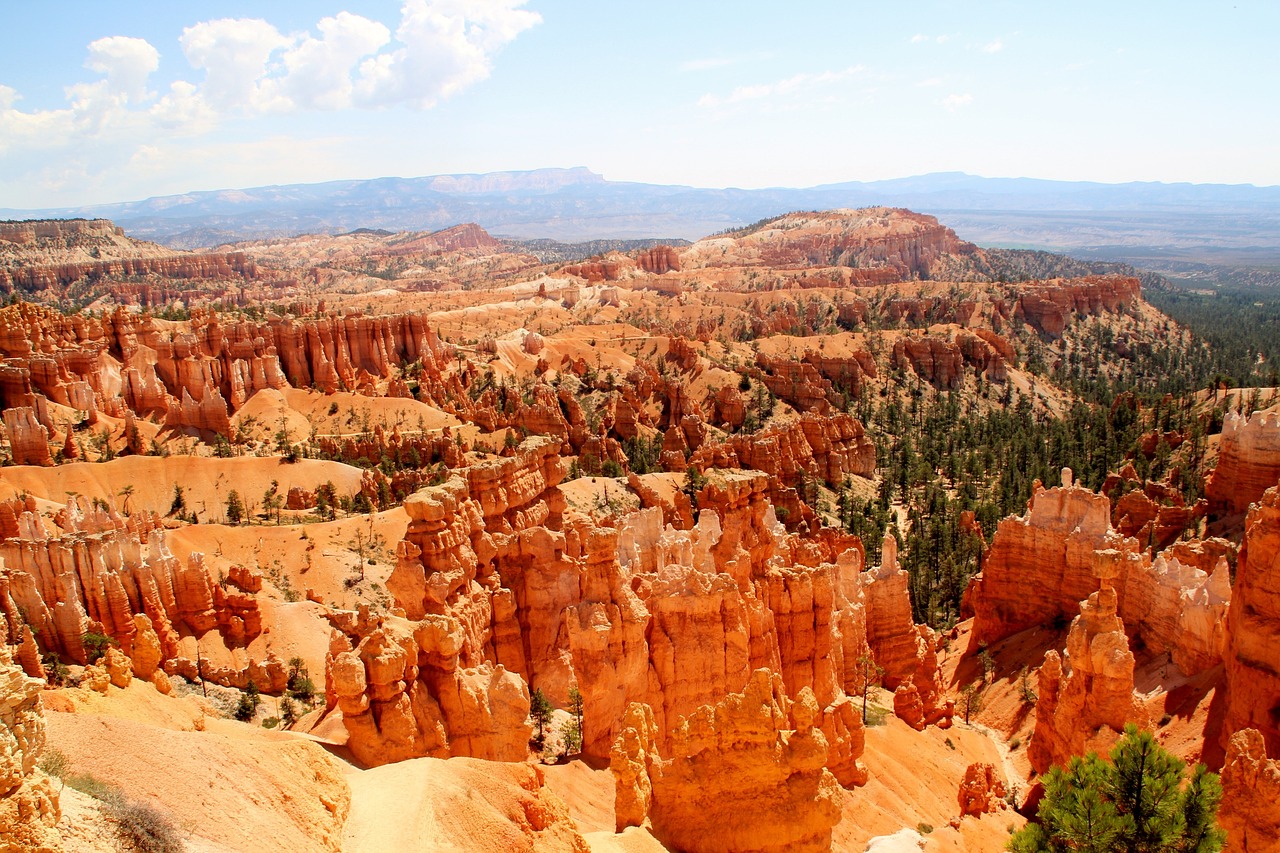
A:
1008;724;1224;853
529;688;553;749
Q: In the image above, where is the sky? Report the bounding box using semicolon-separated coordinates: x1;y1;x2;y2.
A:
1;1;1277;209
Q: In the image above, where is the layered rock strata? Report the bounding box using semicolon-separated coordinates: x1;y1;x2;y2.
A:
1206;408;1280;517
1029;579;1149;775
0;642;60;852
967;470;1231;677
341;438;898;784
610;669;842;853
1222;484;1280;756
0;497;274;690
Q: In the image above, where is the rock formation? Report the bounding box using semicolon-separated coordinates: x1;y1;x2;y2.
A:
1219;728;1280;853
957;763;1007;818
326;613;532;767
860;535;947;728
1029;578;1148;775
0;641;61;853
1206;407;1280;517
966;470;1230;676
347;439;880;784
610;669;842;853
1222;484;1280;756
1014;275;1140;337
2;406;51;466
683;208;974;281
967;471;1126;645
0;496;274;690
689;412;876;493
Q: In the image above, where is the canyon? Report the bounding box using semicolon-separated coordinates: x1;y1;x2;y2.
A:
0;208;1277;852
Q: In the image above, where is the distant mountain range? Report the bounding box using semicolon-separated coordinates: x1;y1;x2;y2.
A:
4;168;1279;277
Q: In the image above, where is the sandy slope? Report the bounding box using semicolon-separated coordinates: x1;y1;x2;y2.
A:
0;454;365;520
835;712;1025;852
45;682;350;853
342;757;586;853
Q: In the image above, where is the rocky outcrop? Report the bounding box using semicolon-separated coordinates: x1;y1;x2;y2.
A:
1029;579;1148;775
861;535;947;729
0;497;272;690
892;331;1012;389
891;337;965;391
968;470;1231;677
755;355;839;414
690;413;876;493
1222;485;1280;756
0;302;463;437
635;246;681;275
1014;275;1140;337
1123;551;1231;677
967;472;1126;645
684;208;973;281
1206;408;1280;517
2;407;51;466
957;763;1007;818
610;669;842;853
367;446;874;784
1219;728;1280;853
0;642;61;853
326;615;531;767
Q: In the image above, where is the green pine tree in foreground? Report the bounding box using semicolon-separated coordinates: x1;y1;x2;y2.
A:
1009;723;1225;853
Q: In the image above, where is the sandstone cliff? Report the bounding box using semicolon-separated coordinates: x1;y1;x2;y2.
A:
967;470;1231;677
0;496;275;691
611;669;842;853
1219;728;1280;853
343;439;878;784
1206;407;1280;518
0;642;61;853
1222;484;1280;756
1029;580;1149;775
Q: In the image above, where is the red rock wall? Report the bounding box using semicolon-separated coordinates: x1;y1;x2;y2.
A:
1206;408;1280;517
1222;485;1280;756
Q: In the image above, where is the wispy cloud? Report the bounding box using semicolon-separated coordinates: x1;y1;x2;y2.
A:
698;65;864;108
942;92;973;111
981;39;1003;54
916;77;943;88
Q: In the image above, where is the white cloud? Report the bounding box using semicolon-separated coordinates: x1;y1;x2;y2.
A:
179;18;293;113
699;66;864;108
981;39;1003;54
355;0;541;108
85;36;161;101
280;12;392;110
942;92;973;111
916;77;943;88
0;1;541;188
910;34;928;44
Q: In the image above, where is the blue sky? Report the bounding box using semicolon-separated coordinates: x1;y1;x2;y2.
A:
1;1;1277;208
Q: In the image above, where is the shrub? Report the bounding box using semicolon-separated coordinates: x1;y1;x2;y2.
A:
105;795;186;853
38;747;70;780
81;631;115;665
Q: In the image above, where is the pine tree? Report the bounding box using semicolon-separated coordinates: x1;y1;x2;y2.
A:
529;688;553;749
1008;723;1224;853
